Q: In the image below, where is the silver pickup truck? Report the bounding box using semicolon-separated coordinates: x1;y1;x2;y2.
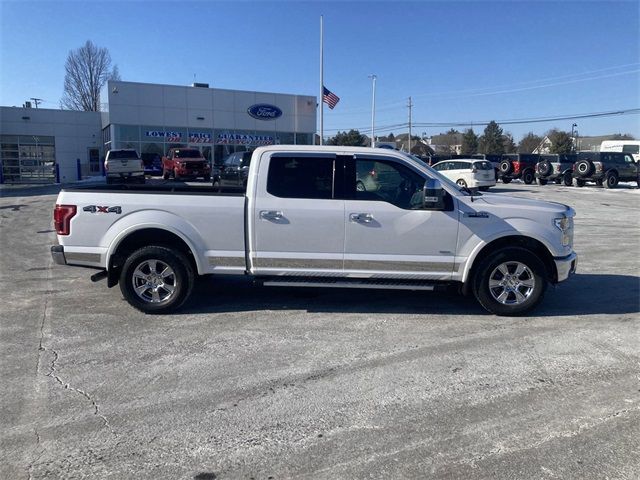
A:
52;146;577;316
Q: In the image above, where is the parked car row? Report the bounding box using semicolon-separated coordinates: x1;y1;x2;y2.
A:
498;152;638;189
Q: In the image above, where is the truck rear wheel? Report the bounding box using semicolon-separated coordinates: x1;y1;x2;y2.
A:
119;246;194;314
473;247;547;316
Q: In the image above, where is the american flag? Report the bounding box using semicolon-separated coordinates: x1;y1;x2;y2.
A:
323;86;340;109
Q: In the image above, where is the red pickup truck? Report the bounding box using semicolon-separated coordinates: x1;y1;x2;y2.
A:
162;148;211;181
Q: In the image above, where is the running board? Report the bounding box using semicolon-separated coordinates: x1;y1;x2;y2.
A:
260;277;445;291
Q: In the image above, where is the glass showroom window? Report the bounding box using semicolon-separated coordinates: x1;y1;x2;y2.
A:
116;141;140;152
115;125;141;142
276;132;295;145
295;133;313;145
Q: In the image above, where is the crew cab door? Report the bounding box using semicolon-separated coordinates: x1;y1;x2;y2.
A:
250;153;344;274
343;155;459;280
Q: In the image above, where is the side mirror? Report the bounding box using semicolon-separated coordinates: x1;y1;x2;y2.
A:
423;178;446;210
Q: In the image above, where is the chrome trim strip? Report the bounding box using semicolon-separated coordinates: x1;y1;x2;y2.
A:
344;259;457;272
253;258;343;269
207;256;246;267
65;252;101;263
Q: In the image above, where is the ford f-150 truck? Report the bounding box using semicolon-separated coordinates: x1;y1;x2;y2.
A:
162;148;211;181
51;146;577;316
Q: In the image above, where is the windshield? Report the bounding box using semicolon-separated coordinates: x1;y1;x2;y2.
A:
402;152;475;196
174;149;202;158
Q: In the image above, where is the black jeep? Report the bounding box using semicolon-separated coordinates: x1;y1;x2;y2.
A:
572;151;639;189
535;153;577;186
498;154;540;184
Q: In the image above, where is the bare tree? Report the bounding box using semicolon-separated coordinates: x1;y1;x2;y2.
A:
61;40;118;111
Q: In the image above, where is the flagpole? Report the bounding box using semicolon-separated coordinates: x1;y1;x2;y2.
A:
319;15;324;146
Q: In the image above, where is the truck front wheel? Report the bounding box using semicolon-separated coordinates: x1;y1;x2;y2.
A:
473;248;547;316
119;246;194;314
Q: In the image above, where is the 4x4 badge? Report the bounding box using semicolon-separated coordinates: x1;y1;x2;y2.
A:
83;205;122;214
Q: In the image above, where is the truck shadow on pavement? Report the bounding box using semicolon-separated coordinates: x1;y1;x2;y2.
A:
182;273;639;317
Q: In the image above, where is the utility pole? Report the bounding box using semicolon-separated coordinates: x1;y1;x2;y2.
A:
369;74;377;148
30;98;43;109
407;97;413;153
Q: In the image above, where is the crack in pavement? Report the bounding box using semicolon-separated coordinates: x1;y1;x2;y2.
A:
43;348;116;436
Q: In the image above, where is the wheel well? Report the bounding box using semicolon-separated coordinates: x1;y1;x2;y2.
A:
107;228;196;287
605;169;619;176
462;236;557;295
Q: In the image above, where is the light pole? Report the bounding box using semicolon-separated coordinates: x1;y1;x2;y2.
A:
571;123;577;152
368;74;377;148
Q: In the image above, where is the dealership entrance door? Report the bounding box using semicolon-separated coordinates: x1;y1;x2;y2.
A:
0;135;56;184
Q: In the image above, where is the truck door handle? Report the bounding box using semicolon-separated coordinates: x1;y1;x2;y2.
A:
260;210;284;221
350;213;374;223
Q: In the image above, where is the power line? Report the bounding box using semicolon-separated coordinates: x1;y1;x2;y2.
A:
325;108;640;134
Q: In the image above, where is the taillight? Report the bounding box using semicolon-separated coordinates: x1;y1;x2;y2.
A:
513;162;521;174
54;204;77;236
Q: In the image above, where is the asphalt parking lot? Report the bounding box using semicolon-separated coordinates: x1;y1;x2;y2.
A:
1;180;639;479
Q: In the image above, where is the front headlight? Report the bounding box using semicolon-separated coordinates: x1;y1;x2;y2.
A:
554;216;573;247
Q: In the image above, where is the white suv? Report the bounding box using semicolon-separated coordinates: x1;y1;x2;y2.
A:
104;149;145;184
432;158;496;191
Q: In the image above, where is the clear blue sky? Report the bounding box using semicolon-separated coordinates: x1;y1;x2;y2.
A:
1;0;638;141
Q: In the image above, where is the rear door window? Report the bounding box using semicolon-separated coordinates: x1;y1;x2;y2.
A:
267;156;335;199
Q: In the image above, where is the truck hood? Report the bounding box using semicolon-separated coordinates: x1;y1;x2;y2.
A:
468;192;573;216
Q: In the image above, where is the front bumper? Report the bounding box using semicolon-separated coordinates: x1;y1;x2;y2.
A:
51;245;67;265
554;252;577;282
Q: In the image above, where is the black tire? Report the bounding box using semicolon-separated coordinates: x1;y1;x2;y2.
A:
356;180;366;192
595;178;604;187
203;174;211;182
563;172;573;186
575;160;593;177
494;169;499;181
499;160;513;175
538;178;548;186
554;178;562;184
604;172;618;189
163;170;170;180
522;170;535;185
573;178;585;187
473;247;547;316
119;246;195;314
212;179;220;191
537;160;551;176
456;179;468;188
502;177;512;184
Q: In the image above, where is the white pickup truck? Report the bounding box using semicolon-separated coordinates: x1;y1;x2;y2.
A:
51;146;577;316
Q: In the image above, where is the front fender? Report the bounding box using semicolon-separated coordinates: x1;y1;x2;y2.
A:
458;218;563;283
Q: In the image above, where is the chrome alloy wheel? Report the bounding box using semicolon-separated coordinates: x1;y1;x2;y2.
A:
488;261;536;305
131;259;177;304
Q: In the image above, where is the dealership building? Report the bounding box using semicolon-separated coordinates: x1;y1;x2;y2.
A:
0;80;317;184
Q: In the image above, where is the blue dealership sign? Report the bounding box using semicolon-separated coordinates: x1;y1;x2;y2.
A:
247;104;282;120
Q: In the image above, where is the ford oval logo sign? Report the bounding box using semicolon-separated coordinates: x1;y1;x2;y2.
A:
247;104;282;120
